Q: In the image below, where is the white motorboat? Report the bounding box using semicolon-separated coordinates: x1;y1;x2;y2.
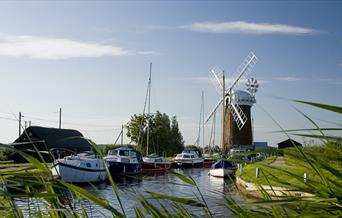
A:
174;147;204;168
51;151;106;183
142;154;171;171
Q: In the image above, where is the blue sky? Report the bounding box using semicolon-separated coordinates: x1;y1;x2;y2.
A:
0;1;341;147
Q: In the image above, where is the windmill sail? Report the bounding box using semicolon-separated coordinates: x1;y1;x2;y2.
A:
230;103;248;130
228;52;258;92
225;52;258;131
205;51;258;152
204;98;223;125
209;66;224;94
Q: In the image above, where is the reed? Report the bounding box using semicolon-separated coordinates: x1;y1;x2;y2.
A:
0;99;340;217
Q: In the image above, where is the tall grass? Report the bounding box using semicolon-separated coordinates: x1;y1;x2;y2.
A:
228;100;342;217
0;99;341;217
0;142;212;217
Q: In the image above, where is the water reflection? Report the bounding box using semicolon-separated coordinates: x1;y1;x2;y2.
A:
16;168;240;217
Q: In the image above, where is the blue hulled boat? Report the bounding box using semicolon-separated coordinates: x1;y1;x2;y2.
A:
208;160;236;178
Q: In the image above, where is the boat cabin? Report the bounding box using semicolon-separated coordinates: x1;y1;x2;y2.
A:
107;147;142;163
176;153;196;159
182;146;202;157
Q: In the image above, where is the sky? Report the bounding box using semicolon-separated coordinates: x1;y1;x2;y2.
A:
0;1;341;147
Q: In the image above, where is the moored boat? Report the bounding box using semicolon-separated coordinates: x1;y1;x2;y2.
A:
105;147;142;176
208;160;236;178
203;159;216;168
51;151;106;183
142;154;171;171
202;154;216;168
174;147;204;168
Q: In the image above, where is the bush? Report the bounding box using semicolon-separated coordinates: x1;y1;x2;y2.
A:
0;147;12;161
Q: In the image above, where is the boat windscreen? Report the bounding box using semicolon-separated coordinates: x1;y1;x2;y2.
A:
212;160;235;169
119;150;130;156
108;150;118;156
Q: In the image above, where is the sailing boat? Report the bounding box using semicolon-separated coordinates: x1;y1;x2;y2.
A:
142;63;171;171
196;91;215;168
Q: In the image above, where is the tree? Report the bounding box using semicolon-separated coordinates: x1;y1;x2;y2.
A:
126;111;184;156
170;116;185;155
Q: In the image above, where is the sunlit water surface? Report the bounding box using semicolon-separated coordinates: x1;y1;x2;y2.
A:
16;168;243;217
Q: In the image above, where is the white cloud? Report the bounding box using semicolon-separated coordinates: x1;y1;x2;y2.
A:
0;34;154;60
337;63;342;67
276;77;302;81
182;21;318;35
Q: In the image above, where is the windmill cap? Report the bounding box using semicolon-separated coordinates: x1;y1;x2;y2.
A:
228;90;256;106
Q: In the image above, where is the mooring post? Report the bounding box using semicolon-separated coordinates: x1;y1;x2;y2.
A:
304;172;309;183
256;167;260;178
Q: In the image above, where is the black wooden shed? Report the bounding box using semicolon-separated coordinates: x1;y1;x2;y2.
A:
277;139;302;149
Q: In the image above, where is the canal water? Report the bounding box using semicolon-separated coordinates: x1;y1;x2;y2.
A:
16;168;243;217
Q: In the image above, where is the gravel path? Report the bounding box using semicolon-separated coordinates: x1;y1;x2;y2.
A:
269;156;286;167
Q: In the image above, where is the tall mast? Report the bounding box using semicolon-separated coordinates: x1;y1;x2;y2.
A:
222;72;226;152
202;91;205;149
59;107;62;129
212;111;216;156
146;62;152;155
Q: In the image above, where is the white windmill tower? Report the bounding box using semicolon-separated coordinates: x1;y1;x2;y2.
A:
205;52;259;153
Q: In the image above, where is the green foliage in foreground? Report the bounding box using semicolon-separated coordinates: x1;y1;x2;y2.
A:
0;147;11;161
0;99;340;217
232;100;342;217
0;142;212;218
237;143;341;188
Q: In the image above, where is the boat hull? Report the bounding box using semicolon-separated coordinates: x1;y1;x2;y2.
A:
52;162;106;183
208;168;235;178
107;161;142;176
203;160;215;168
142;162;171;171
174;160;204;168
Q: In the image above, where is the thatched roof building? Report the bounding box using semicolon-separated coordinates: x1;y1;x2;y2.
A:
10;126;92;162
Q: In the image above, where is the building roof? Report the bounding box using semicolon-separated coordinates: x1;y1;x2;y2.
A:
13;126;92;151
277;138;302;149
229;90;256;106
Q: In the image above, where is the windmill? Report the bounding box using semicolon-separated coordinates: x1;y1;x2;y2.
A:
205;52;259;153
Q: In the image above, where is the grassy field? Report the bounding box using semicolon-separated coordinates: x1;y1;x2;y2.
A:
236;143;341;188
